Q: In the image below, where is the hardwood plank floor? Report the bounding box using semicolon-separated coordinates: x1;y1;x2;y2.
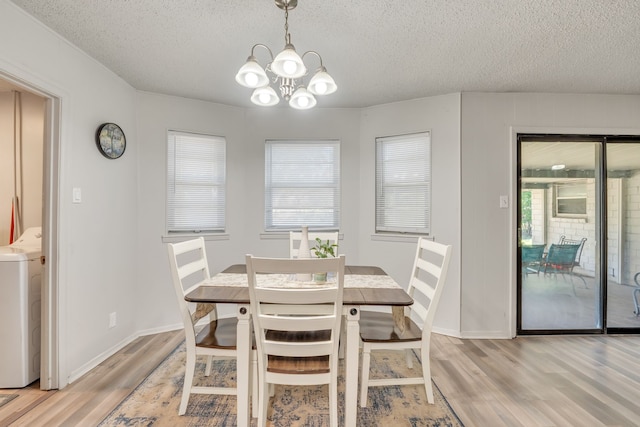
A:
431;333;640;426
0;330;183;427
1;330;639;426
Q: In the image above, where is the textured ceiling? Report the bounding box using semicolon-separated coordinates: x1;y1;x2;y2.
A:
8;0;640;108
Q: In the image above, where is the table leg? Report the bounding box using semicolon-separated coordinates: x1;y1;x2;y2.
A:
236;304;251;427
344;305;360;427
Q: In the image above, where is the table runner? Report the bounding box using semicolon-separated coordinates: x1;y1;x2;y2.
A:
201;273;407;334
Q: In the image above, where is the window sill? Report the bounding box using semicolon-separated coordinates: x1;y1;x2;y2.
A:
260;232;343;240
371;233;433;243
161;233;230;243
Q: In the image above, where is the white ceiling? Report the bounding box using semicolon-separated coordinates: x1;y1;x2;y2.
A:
8;0;640;108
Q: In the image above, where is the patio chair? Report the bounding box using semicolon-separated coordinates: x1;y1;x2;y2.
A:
559;235;587;268
633;272;640;316
543;243;587;294
521;244;546;277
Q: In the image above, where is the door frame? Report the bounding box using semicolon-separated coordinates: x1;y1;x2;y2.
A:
510;126;640;336
0;69;61;389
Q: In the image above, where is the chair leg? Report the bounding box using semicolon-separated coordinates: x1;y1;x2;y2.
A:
179;351;196;415
204;355;213;376
420;341;434;404
633;287;640;316
329;376;338;427
257;376;269;427
360;343;371;407
406;348;413;369
251;354;258;418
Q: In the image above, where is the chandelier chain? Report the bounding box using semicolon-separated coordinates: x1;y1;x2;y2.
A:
284;5;289;44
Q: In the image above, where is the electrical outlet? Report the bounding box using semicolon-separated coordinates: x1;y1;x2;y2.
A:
109;312;117;328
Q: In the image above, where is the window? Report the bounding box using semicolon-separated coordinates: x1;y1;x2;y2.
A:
167;131;226;233
265;140;340;231
554;182;587;217
376;132;431;234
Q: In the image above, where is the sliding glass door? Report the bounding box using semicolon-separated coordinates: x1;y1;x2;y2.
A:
518;134;640;334
605;140;640;331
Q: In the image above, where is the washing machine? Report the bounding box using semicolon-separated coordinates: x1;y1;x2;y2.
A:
0;227;42;388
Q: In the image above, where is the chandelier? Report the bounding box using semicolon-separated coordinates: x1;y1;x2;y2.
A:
235;0;337;109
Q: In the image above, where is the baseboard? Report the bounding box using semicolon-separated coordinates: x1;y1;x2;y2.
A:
67;323;184;384
67;334;138;384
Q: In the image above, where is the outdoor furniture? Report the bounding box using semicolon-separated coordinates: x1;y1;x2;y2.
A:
559;235;587;268
633;272;640;316
543;243;587;294
521;244;546;276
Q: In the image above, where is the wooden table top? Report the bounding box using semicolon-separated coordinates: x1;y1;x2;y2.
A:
185;264;413;307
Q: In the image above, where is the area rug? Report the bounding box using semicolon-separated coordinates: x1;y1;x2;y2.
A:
0;394;18;408
99;342;463;427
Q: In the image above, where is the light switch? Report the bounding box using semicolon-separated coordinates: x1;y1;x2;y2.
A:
73;187;82;204
499;195;509;208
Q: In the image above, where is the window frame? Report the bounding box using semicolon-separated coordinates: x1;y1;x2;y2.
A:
553;182;587;218
375;131;431;235
264;139;341;232
166;130;227;234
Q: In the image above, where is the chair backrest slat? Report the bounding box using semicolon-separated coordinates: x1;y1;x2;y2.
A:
167;237;215;347
406;238;452;334
247;254;345;364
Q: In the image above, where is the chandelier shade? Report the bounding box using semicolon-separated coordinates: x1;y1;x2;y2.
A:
289;86;316;109
251;86;280;106
236;0;336;109
308;67;337;95
271;44;307;78
235;56;270;88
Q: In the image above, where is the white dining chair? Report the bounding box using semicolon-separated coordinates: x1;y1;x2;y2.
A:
246;254;345;427
167;237;256;416
359;237;452;406
289;230;339;258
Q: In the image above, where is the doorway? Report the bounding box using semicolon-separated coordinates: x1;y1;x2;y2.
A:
517;134;640;334
0;73;60;388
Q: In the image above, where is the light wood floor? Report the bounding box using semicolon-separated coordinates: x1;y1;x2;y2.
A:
1;331;639;426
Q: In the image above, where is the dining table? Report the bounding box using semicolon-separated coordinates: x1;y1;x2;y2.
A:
184;264;413;427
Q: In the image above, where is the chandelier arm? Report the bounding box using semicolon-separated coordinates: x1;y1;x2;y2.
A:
301;50;324;69
250;43;275;62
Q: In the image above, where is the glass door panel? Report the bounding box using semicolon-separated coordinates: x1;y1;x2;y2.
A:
606;142;640;329
519;137;603;333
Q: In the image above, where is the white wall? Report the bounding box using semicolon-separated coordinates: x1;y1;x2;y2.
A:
0;90;44;242
135;93;362;331
1;1;138;385
358;95;462;336
460;92;640;338
136;93;463;337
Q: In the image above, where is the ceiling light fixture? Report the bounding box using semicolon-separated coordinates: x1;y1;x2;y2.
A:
235;0;337;109
551;164;566;171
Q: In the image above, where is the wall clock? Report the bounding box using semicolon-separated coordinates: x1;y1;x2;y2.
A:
96;123;126;159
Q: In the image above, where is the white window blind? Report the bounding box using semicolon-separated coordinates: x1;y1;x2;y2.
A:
376;132;431;234
265;140;340;231
167;131;226;233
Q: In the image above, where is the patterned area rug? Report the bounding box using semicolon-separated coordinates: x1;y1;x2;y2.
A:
0;394;18;408
99;342;463;427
